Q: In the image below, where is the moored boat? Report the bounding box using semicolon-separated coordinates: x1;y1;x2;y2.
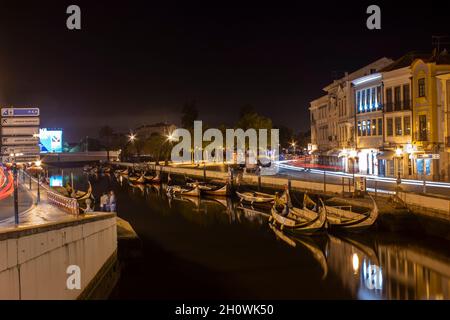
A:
129;174;146;184
269;194;326;235
325;196;379;231
167;185;201;197
236;190;274;204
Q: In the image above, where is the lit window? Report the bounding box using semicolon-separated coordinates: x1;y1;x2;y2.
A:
418;78;426;97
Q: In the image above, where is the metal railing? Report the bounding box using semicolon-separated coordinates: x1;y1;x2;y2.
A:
21;170;79;215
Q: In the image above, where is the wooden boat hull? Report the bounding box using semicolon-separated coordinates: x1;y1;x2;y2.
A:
167;185;200;197
236;191;274;204
270;201;326;235
325;196;379;231
202;184;228;196
129;175;146;184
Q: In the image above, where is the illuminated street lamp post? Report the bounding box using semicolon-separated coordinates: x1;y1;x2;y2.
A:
291;141;297;155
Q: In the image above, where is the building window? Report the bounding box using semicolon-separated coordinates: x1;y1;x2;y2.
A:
357;121;361;136
372;119;377;136
362;120;367;136
366;89;370;111
403;84;410;109
371;88;375;111
386;88;393;112
387;118;393;136
378;118;383;136
419;114;427;141
404;116;411;135
376;86;382;109
395;117;402;136
418;78;426;97
394;86;401;111
362;90;366;112
367;120;371;136
357;92;361;113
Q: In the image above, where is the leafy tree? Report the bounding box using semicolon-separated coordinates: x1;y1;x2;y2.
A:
181;100;198;130
99;125;114;161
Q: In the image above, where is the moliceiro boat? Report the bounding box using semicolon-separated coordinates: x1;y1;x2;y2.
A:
129;174;146;184
325;196;379;231
269;194;327;235
236;191;274;204
167;185;201;197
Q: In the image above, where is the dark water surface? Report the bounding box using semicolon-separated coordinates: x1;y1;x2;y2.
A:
48;168;450;300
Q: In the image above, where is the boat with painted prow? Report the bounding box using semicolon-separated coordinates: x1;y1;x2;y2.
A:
129;174;146;184
325;196;379;231
269;194;326;235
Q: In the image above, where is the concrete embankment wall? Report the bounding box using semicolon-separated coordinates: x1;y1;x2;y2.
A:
0;213;117;299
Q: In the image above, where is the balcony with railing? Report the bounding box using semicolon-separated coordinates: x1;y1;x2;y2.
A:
384;100;411;112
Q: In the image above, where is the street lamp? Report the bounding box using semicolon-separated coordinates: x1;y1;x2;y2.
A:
290;141;297;155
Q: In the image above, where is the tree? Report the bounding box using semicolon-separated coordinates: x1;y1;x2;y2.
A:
99;125;114;161
181;100;198;130
276;124;294;149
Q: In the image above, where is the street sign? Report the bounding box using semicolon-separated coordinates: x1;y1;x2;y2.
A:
1;146;40;155
1;136;40;145
1;107;40;117
1;156;39;163
1;127;39;136
1;117;40;126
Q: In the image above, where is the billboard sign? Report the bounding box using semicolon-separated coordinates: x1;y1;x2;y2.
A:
39;128;63;153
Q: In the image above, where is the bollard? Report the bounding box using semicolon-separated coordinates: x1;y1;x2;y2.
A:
36;174;41;204
29;174;32;190
13;165;19;225
258;174;261;191
288;179;292;192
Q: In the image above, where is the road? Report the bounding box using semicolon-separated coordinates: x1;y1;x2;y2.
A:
169;161;450;198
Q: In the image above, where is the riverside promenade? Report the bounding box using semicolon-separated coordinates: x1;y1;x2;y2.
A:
0;167;118;299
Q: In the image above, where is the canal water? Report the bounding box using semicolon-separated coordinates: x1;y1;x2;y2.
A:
48;167;450;300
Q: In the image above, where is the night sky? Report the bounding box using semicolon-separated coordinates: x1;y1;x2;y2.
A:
0;1;449;142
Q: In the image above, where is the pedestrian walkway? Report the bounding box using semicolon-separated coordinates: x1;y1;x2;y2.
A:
0;171;98;230
0;183;34;222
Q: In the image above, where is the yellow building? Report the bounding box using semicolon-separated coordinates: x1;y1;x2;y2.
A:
410;51;450;180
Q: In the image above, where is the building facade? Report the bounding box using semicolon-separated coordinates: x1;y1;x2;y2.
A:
309;50;450;181
309;57;393;172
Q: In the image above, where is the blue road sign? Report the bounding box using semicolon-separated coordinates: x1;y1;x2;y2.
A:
1;108;40;117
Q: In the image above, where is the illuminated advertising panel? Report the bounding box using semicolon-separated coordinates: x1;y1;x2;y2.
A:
39;128;63;153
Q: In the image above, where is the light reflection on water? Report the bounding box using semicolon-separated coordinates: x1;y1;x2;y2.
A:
48;168;450;300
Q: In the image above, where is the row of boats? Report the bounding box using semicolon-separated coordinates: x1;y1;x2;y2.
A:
114;165;379;235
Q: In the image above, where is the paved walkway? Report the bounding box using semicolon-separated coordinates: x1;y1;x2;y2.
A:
0;171;97;230
0;180;34;222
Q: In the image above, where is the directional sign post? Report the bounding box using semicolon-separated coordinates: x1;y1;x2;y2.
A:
1;108;40;117
1;107;41;165
1;117;40;127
